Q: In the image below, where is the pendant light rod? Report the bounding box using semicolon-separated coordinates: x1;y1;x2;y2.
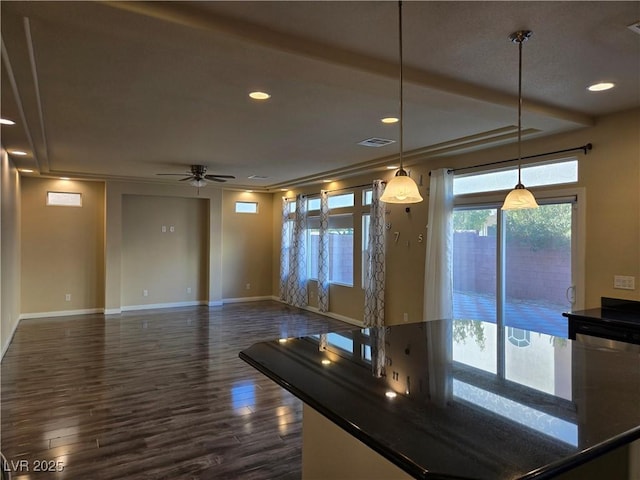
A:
511;30;531;185
516;32;524;183
398;0;404;171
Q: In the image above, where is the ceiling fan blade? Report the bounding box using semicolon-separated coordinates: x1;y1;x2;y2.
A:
204;174;235;180
156;173;190;176
205;177;226;182
179;176;194;181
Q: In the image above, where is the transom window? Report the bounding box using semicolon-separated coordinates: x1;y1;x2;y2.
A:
453;158;577;196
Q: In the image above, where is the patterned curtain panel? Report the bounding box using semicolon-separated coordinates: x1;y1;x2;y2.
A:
318;333;328;351
369;326;387;378
285;194;309;307
317;190;330;312
364;180;386;327
279;197;291;302
424;168;454;321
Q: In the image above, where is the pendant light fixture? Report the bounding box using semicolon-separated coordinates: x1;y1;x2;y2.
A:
380;1;423;204
502;30;539;210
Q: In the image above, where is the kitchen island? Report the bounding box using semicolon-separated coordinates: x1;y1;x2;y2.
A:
240;319;640;479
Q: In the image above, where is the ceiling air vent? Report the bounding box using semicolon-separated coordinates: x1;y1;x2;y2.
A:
358;137;396;147
248;175;268;179
628;21;640;35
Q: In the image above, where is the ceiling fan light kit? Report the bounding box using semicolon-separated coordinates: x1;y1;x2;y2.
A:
156;165;235;187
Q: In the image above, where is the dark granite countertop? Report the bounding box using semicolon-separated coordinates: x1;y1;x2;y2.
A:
240;319;640;479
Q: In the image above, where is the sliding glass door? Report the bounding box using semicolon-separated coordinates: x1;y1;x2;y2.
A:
452;199;577;399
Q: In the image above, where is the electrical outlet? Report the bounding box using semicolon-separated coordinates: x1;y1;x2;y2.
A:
403;312;408;322
65;293;71;301
246;283;251;290
614;275;636;290
161;225;167;233
143;289;149;297
186;287;191;294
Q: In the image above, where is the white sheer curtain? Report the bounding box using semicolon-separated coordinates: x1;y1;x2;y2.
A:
317;190;330;312
364;180;386;328
424;168;454;321
283;194;308;307
424;168;454;407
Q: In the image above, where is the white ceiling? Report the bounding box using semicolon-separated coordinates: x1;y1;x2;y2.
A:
2;1;639;190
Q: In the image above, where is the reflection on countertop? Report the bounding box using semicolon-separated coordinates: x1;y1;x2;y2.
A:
240;319;640;479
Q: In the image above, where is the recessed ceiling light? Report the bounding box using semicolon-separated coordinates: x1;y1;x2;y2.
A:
385;391;397;399
249;91;271;100
587;82;615;92
0;118;16;125
386;165;399;170
19;169;34;173
9;150;28;156
60;177;71;181
381;117;399;124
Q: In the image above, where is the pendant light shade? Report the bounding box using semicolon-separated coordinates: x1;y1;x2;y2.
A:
501;30;538;211
380;168;423;203
380;1;423;205
502;183;538;210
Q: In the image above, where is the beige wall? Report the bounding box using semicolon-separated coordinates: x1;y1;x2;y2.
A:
273;108;640;324
222;191;273;300
105;181;223;312
20;177;105;315
1;151;21;355
121;195;208;307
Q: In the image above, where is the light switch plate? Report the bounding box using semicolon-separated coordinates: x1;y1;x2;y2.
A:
614;275;636;290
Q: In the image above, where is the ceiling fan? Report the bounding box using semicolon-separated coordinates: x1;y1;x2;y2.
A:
156;165;235;187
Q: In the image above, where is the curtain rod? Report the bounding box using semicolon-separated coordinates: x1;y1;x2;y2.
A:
324;182;382;194
282;181;384;200
447;143;592;174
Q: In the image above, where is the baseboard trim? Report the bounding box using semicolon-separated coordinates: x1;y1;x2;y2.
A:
104;308;122;315
1;315;21;360
272;298;363;327
121;301;207;312
19;308;104;320
222;295;276;304
304;305;363;327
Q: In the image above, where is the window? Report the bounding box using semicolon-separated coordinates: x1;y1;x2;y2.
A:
328;192;354;209
47;191;82;207
307;216;320;280
362;214;370;286
235;201;258;214
362;189;373;206
308;197;321;211
453;158;578;195
328;214;354;286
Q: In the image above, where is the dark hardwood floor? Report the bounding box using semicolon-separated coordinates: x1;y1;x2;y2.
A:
1;301;354;479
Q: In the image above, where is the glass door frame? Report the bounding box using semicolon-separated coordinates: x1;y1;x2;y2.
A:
454;187;586;378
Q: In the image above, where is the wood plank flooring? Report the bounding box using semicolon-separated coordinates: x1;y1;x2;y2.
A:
1;301;354;479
